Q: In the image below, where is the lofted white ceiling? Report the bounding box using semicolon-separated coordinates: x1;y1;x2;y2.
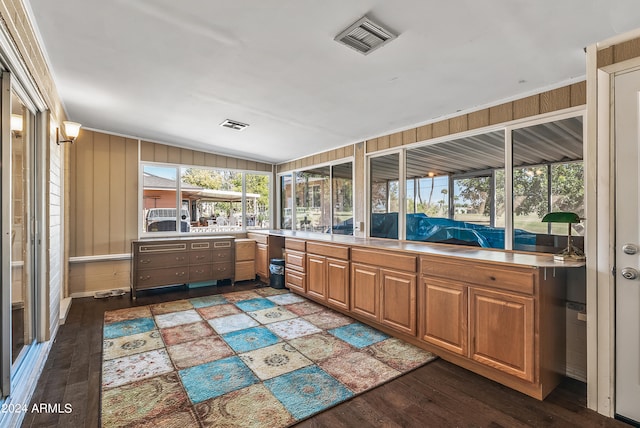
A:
26;0;640;164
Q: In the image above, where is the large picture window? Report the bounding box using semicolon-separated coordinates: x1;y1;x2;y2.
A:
369;114;584;254
141;164;270;235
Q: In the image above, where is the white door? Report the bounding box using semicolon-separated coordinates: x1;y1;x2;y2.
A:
614;67;640;424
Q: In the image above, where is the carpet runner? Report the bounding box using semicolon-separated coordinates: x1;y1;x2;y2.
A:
101;287;437;427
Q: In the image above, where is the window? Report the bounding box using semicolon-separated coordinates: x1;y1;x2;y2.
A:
279;160;354;235
404;131;505;247
370;153;400;239
373;114;584;254
141;164;270;235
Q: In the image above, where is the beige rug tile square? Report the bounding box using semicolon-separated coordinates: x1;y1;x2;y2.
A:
240;343;312;380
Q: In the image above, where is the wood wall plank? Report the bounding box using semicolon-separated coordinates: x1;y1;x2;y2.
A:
432;120;450;138
468;109;490;130
403;129;417;145
613;38;640;64
154;144;168;163
597;47;614;68
93;132;111;255
125;138;138;250
489;103;513;125
167;146;181;164
416;124;432;142
390;132;403;148
108;136;126;254
540;86;571;114
180;148;194;165
140;140;155;161
378;135;390;150
449;115;468;134
513;95;540;120
570;82;586;107
75;130;94;255
193;150;205;166
366;138;378;153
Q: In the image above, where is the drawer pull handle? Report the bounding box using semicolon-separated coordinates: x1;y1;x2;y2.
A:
140;259;151;264
217;267;227;272
195;255;206;260
176;257;185;261
139;275;151;280
489;276;496;281
194;269;205;274
176;272;185;277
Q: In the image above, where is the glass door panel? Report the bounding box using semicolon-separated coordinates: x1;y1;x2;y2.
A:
10;90;33;367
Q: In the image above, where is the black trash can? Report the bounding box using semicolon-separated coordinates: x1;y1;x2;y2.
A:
269;258;286;289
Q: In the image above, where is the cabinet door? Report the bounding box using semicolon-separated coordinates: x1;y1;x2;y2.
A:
255;243;268;279
420;277;467;356
470;287;535;382
350;263;379;322
380;269;417;336
326;258;349;311
307;254;327;300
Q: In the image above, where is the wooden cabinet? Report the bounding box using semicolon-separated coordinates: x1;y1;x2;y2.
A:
284;238;306;293
305;242;350;310
419;255;565;399
131;237;234;299
351;248;417;336
247;232;284;282
235;238;256;282
420;277;467;356
470;287;534;382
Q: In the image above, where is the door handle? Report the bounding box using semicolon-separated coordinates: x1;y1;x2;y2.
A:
621;267;639;280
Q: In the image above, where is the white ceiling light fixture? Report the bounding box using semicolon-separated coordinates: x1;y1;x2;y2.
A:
334;15;398;55
219;119;250;131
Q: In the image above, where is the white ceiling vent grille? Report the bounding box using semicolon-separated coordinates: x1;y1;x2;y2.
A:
334;16;397;55
219;119;249;131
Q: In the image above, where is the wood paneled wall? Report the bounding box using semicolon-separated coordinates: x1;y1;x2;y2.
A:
597;36;640;67
140;140;272;172
365;82;586;153
69;130;139;257
276;145;354;174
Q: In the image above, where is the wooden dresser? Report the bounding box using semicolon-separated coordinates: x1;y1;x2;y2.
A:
131;236;235;299
235;238;256;282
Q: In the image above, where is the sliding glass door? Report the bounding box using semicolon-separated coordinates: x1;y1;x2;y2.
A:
1;72;37;398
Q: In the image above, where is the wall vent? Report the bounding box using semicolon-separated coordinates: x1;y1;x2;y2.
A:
334;16;397;55
220;119;249;131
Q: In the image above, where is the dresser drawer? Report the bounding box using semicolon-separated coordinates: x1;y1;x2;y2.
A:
352;248;416;272
307;242;349;260
136;252;188;268
189;250;212;264
286;238;306;251
189;264;213;282
212;249;232;261
211;262;233;279
285;250;305;270
421;256;535;295
136;266;188;289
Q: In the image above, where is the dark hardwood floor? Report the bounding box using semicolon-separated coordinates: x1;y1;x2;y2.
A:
22;281;630;428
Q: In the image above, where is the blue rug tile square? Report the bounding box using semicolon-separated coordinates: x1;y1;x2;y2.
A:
264;366;353;420
189;295;228;308
178;356;259;403
235;298;276;312
328;322;389;349
103;317;156;339
221;326;281;353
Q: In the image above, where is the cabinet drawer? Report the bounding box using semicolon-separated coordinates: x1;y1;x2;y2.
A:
212;249;232;261
137;243;187;253
211;262;232;279
136;267;188;289
189;250;212;264
235;260;255;281
286;238;306;251
307;242;349;260
421;257;534;294
286;269;306;292
352;248;416;272
235;240;256;261
285;250;306;270
189;264;213;282
136;252;188;268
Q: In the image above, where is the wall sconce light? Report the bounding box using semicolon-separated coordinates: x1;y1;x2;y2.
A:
57;121;82;145
541;211;586;261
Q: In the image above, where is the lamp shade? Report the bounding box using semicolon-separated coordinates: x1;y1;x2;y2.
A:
63;121;82;139
541;212;580;223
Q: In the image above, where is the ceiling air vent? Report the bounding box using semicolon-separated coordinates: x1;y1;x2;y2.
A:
220;119;249;131
334;16;397;55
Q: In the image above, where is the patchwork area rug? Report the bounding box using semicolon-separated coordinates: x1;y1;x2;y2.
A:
101;288;437;427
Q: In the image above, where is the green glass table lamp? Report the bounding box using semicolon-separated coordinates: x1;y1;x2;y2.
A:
541;212;585;261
